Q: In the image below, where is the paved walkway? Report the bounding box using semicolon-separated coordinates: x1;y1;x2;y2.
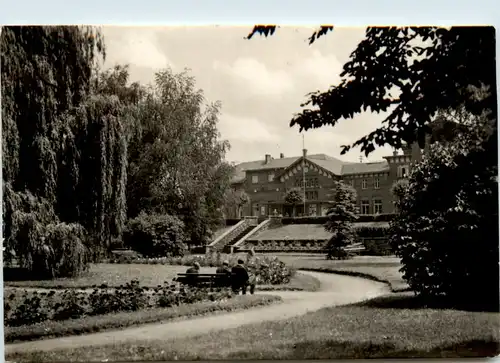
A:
5;271;390;354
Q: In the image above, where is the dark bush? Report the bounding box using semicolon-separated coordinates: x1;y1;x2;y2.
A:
4;282;234;327
280;214;395;225
124;212;187;258
390;112;499;310
5;292;50;327
362;239;393;256
356;225;390;238
53;290;88;321
225;219;241;226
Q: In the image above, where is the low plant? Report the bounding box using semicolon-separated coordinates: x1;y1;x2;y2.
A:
124;212;187;258
4;281;234;327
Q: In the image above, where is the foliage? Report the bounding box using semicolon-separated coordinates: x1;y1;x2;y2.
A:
7;188;91;277
324;181;358;259
108;253;294;286
124;213;187;258
224;189;249;219
356;226;390;238
362;239;393;257
390;179;409;203
390;109;498;310
2;26;129;274
284;188;304;217
247;26;496;158
125;67;231;245
280;214;395;225
284;188;304;205
5;295;281;344
4;282;233;327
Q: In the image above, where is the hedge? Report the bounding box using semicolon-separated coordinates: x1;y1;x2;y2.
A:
281;214;395;225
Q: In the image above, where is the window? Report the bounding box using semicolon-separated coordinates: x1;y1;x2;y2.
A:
362;179;367;189
374;178;380;189
268;173;274;182
252;175;259;184
398;165;409;178
361;200;370;214
306;191;318;200
374;199;383;214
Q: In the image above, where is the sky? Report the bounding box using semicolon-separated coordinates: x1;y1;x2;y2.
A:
102;26;394;164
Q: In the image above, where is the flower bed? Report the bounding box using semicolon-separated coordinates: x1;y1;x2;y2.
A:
108;253;294;285
5;295;282;344
4;280;232;328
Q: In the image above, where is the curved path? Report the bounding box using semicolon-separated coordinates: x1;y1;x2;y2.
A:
5;271;390;355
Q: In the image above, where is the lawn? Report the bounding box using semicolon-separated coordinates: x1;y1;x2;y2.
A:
274;254;409;292
12;297;499;361
5;294;282;344
4;263;319;291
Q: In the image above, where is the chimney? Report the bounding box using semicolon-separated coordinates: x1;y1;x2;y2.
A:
280;153;284;159
302;149;307;158
265;154;272;164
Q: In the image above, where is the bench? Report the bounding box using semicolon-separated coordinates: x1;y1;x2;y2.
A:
176;273;233;288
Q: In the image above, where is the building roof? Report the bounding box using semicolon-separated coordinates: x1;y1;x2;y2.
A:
341;161;390;175
231;153;390;184
230;156;301;183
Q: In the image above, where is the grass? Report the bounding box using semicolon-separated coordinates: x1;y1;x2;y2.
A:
259;271;321;292
4;263;317;291
275;254;409;292
11;297;499;361
5;294;282;344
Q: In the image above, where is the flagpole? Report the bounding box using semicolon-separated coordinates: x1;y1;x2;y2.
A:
302;134;306;217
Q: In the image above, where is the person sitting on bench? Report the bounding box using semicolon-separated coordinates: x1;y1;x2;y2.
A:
231;259;249;295
216;260;231;275
186;261;201;274
216;260;232;285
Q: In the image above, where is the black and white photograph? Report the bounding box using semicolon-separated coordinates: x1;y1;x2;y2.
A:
1;24;499;361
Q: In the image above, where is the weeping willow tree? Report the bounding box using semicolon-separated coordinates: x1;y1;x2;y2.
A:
2;26;128;276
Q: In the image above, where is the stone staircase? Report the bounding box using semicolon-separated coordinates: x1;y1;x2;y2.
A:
206;217;259;253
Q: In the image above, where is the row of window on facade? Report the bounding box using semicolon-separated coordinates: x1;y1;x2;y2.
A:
250;199;383;217
361;199;383;214
250;165;408;188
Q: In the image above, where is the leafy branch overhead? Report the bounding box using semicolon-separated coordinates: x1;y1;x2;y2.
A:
246;25;334;45
246;25;496;157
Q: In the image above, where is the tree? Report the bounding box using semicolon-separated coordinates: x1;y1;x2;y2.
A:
247;26;496;157
125;67;231;245
284;188;304;217
390;106;498;310
324;181;358;260
2;26;129;275
248;25;498;305
224;188;249;218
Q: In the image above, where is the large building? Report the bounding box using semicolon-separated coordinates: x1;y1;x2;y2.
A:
229;142;424;218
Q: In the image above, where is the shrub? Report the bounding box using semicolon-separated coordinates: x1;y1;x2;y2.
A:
5;291;50;327
44;223;90;278
4;282;235;327
53;290;88;321
325;181;358;260
362;239;393;256
356;225;390;238
8;205;90;279
124;212;187;258
280;214;395;225
390;111;498;310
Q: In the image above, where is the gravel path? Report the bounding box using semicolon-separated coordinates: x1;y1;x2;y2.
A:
5;271;391;354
